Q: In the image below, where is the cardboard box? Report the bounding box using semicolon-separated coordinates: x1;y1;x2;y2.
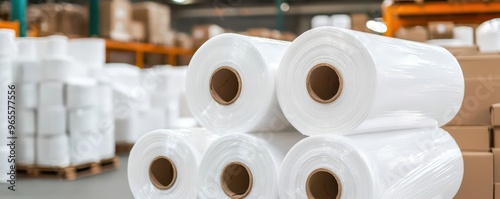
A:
455;152;493;199
351;13;368;32
496;183;500;199
494;127;500;148
192;24;225;49
429;21;454;39
100;0;132;41
495;149;500;182
175;33;194;49
443;126;491;152
446;54;500;126
445;46;479;56
132;2;171;44
493;104;500;127
395;26;429;42
130;20;145;42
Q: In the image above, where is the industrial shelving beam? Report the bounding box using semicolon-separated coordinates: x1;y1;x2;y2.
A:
10;0;26;37
383;2;500;36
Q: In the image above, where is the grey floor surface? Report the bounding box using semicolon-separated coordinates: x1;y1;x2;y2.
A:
0;155;134;199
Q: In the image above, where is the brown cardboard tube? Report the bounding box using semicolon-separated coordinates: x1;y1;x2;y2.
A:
307;63;343;104
149;156;177;190
210;66;242;105
306;168;341;199
220;162;253;198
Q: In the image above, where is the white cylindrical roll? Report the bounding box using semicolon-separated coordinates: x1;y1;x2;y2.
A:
115;109;140;143
476;18;500;52
277;27;464;135
128;129;219;199
39;81;64;107
36;134;70;167
16;37;37;60
70;132;100;164
331;14;352;29
15;38;40;83
41;56;77;82
18;83;38;109
186;33;294;134
69;109;98;134
99;119;116;159
0;146;9;183
37;107;67;136
279;127;463;199
0;58;13;86
453;26;474;47
138;109;167;137
17;135;35;165
68;38;105;68
198;132;305;199
0;29;16;57
311;15;331;29
97;83;113;112
66;78;98;109
17;109;36;135
45;35;68;57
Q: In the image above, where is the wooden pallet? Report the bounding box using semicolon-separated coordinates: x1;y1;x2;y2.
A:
16;156;119;180
115;142;134;154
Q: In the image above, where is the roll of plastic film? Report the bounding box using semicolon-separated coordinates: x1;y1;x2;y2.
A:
453;26;474;47
15;38;40;83
68;38;105;68
36;134;70;167
39;81;64;107
97;83;113;112
37;106;67;136
0;58;13;86
69;108;98;134
0;146;9;183
17;109;36;135
476;18;500;53
45;35;68;57
69;132;100;164
97;111;115;159
279;127;463;199
277;27;464;135
66;78;98;109
41;56;77;82
17;135;35;165
115;109;140;143
18;83;38;108
186;33;294;134
198;132;305;199
0;29;16;57
128;129;219;199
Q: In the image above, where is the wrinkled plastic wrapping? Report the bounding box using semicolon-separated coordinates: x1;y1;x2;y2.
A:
279;127;463;199
128;128;219;198
476;18;500;53
198;132;305;199
186;33;294;134
277;27;464;135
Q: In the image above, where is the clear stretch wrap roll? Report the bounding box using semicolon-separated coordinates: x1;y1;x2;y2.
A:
37;107;67;136
39;81;64;107
476;18;500;53
41;56;77;82
18;83;37;108
128;129;219;199
186;33;294;134
17;109;35;135
453;26;474;47
69;108;98;134
277;27;464;135
36;135;70;167
198;132;305;199
17;135;35;165
331;14;351;29
66;78;98;109
70;132;100;164
278;128;463;199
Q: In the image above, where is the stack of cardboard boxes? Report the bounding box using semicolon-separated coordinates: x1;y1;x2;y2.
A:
444;52;500;199
492;104;500;199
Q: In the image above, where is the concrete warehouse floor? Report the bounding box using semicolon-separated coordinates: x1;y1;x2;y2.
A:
0;156;134;199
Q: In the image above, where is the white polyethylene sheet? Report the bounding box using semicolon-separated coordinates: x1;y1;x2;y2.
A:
128;129;219;199
277;27;464;135
186;33;294;134
476;18;500;53
278;127;463;199
36;135;70;167
198;132;305;199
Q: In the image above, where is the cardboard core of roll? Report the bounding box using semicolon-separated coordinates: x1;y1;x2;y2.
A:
306;168;341;199
210;66;242;105
307;63;343;104
149;156;177;190
221;162;253;198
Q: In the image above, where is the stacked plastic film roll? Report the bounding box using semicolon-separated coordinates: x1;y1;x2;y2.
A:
186;33;294;134
277;27;464;135
476;18;500;53
0;29;16;183
279;128;463;199
128;129;219;198
198;132;305;199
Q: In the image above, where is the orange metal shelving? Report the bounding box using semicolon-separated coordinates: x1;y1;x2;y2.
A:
0;21;19;36
105;39;194;68
383;2;500;36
